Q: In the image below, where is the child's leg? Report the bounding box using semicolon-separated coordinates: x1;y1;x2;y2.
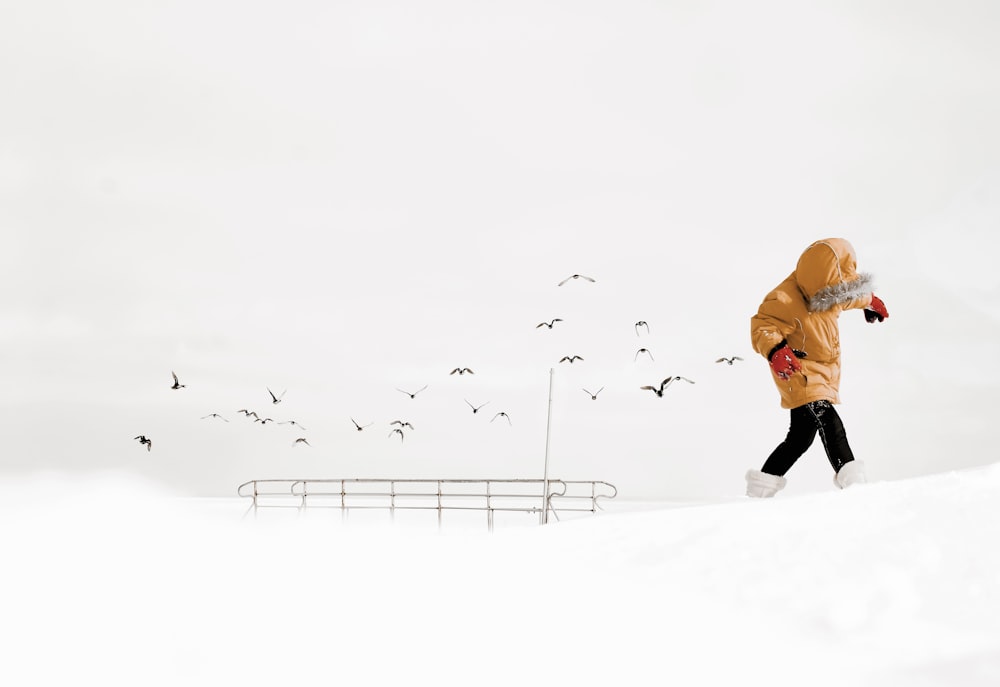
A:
805;400;856;472
760;405;818;476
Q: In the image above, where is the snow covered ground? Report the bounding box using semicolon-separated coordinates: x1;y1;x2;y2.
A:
3;463;998;686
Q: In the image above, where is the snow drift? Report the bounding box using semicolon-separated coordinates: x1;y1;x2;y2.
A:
2;463;998;686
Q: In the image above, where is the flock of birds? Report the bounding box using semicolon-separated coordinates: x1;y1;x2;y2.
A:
135;375;317;452
133;274;746;455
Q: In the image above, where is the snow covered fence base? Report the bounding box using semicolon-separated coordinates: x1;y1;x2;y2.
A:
237;477;617;530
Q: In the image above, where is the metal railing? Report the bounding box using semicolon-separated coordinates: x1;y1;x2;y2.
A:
237;478;618;530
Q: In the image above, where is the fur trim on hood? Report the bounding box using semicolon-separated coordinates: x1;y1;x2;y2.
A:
809;272;875;312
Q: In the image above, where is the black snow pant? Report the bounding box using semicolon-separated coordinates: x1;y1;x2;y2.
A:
761;400;856;477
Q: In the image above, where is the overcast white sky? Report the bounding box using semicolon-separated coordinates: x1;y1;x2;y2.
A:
3;0;1000;498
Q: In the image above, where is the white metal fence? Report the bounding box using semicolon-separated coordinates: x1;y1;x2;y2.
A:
237;478;618;530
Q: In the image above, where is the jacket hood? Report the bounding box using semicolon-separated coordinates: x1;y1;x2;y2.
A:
795;238;874;312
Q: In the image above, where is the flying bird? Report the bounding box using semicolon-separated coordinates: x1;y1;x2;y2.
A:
267;388;286;404
397;385;428;399
634;348;655;362
559;355;584;364
279;420;307;430
557;274;596;286
351;418;373;431
635;321;650;336
134;435;152;451
640;376;695;397
716;356;745;366
201;414;229;422
389;428;405;442
254;417;275;425
536;318;563;329
466;399;489;414
491;412;512;425
583;387;604;400
391;420;415;430
170;371;185;390
237;409;260;420
293;437;311;447
450;367;474;375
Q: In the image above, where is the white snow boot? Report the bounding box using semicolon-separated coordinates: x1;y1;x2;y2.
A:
745;469;787;498
834;460;867;489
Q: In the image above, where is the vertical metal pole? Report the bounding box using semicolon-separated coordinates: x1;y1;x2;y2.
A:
437;480;442;530
541;367;554;524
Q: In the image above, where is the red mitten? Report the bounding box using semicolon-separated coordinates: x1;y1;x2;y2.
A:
768;341;802;381
864;294;889;323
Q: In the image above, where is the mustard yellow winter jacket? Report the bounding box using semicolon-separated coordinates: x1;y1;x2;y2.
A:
750;238;874;409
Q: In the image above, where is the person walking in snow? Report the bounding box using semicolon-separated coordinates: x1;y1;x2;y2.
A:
746;238;889;497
